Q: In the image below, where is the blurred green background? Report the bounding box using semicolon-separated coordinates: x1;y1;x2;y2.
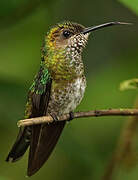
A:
0;0;138;179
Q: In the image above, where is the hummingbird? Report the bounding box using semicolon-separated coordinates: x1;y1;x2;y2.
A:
6;21;130;176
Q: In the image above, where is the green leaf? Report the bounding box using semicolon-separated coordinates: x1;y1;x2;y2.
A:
120;78;138;91
119;0;138;15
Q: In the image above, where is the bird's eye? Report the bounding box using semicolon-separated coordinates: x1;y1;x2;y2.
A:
62;30;71;38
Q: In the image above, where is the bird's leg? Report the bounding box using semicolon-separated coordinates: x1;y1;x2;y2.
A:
68;111;74;121
50;112;74;122
50;113;59;122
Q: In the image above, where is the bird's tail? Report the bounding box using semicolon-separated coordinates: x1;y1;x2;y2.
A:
6;121;65;176
27;121;65;176
6;127;30;162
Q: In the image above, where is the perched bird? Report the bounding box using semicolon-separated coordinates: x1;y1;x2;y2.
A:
6;21;129;176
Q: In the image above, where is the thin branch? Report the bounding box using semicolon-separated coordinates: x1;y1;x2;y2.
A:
18;108;138;127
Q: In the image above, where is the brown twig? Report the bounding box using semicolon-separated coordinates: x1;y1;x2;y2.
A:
18;108;138;127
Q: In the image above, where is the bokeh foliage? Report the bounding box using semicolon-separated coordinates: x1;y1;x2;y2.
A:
119;0;138;15
0;0;138;180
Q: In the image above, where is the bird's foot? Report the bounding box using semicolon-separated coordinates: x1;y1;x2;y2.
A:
68;112;74;121
50;112;74;122
50;113;59;122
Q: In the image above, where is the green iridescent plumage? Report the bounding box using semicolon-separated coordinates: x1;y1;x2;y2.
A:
25;61;51;119
29;65;50;95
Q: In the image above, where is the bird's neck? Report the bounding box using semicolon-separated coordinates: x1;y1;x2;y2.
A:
43;47;84;82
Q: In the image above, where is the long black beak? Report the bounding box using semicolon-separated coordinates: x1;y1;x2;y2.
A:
82;21;132;34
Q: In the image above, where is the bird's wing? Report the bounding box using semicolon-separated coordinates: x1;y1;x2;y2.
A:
6;66;52;163
26;66;65;176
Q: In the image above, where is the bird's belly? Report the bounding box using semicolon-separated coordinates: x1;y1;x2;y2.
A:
48;77;86;116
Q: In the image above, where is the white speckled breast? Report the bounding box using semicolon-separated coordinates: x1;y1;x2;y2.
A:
47;32;88;117
48;76;86;116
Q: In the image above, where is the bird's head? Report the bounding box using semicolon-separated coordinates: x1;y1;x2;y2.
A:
45;21;88;54
42;21;130;80
44;21;130;54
